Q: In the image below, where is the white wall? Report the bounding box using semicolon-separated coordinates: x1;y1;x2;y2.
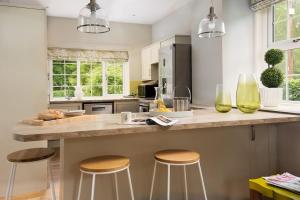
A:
0;5;48;196
152;1;194;42
47;17;152;81
222;0;256;104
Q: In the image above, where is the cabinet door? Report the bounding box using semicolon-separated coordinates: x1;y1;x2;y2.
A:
49;103;82;111
141;47;151;80
114;101;139;113
150;42;160;64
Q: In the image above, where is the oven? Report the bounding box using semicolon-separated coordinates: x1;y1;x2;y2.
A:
83;102;113;114
139;102;150;112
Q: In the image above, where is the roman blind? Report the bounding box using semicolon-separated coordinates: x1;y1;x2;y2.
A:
250;0;285;11
48;48;129;61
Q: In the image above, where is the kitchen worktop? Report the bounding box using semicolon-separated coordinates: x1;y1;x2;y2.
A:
50;96;139;104
13;108;300;142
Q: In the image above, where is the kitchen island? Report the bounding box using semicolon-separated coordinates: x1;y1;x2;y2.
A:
13;108;300;200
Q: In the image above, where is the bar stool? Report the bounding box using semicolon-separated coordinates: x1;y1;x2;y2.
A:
149;149;208;200
5;148;56;200
77;155;135;200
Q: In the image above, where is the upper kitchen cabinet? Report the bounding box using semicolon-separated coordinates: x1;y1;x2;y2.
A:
141;42;160;81
142;46;151;80
160;35;191;47
150;42;160;64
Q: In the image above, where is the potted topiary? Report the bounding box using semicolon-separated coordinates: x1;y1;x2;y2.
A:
260;49;284;107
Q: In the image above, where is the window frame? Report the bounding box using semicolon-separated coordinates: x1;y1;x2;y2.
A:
268;0;300;103
48;59;129;100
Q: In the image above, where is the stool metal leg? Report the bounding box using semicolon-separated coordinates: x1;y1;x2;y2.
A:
167;164;171;200
197;161;208;200
5;163;17;200
149;161;157;200
48;161;56;200
126;168;135;200
114;173;119;200
183;165;188;200
77;172;83;200
91;174;96;200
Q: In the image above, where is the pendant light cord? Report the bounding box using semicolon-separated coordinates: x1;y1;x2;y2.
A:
210;0;214;7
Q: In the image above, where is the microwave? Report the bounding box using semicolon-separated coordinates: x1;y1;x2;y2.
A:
138;80;158;98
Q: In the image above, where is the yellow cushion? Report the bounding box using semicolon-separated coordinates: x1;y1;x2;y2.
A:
249;178;300;200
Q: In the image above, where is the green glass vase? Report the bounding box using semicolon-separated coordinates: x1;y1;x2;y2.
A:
215;84;232;113
236;74;261;113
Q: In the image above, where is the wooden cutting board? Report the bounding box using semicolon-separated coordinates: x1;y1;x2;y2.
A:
22;115;97;126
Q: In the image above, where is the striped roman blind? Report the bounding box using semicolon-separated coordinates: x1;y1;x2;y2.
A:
48;48;129;62
250;0;285;11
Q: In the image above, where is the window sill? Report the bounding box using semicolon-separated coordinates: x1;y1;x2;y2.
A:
260;103;300;115
49;96;138;103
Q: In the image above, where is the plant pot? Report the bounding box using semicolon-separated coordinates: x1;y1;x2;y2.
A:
260;87;283;107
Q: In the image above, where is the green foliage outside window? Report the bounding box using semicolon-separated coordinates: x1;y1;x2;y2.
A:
107;62;123;95
52;60;77;98
289;78;300;100
80;62;103;97
51;60;125;98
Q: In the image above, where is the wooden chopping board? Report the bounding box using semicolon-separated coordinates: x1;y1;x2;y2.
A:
22;115;96;126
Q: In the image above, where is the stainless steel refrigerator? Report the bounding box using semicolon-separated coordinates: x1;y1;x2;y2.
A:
159;44;192;102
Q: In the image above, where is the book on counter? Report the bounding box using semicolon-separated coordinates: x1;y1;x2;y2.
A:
127;115;178;127
264;173;300;193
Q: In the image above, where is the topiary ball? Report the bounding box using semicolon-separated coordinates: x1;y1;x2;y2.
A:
265;49;284;66
260;67;284;88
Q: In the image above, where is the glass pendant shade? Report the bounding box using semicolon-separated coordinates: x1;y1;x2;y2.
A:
77;0;110;34
198;6;225;38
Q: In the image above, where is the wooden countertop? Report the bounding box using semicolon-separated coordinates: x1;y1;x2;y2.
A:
13;108;300;142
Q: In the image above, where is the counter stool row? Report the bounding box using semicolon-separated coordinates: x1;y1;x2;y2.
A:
5;148;208;200
77;149;208;200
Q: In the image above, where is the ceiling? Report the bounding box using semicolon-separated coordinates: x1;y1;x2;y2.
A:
1;0;194;24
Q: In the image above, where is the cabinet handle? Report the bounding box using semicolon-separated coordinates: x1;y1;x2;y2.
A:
251;125;256;141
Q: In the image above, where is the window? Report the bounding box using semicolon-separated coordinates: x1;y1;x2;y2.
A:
107;61;123;95
80;61;103;97
52;60;77;98
49;60;128;99
269;0;300;101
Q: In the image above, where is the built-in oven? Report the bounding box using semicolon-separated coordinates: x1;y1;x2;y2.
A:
138;80;158;98
83;102;113;114
139;102;150;112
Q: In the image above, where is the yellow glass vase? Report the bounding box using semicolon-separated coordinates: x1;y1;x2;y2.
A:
236;74;261;113
215;84;232;113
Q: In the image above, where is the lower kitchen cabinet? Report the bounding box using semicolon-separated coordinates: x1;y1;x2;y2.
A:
49;103;82;110
114;100;139;113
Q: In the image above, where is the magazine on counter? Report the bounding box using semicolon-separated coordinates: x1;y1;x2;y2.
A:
264;173;300;193
126;115;178;127
148;115;178;126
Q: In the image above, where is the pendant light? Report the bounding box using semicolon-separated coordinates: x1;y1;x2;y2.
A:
77;0;110;34
198;0;225;38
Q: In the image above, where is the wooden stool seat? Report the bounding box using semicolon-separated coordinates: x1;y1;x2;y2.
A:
80;155;130;173
154;149;200;164
77;155;134;200
7;148;56;163
6;148;56;200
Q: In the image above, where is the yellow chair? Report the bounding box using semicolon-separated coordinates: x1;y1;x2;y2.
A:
249;178;300;200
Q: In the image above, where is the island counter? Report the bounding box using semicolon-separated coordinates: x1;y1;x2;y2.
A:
13;108;300;200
